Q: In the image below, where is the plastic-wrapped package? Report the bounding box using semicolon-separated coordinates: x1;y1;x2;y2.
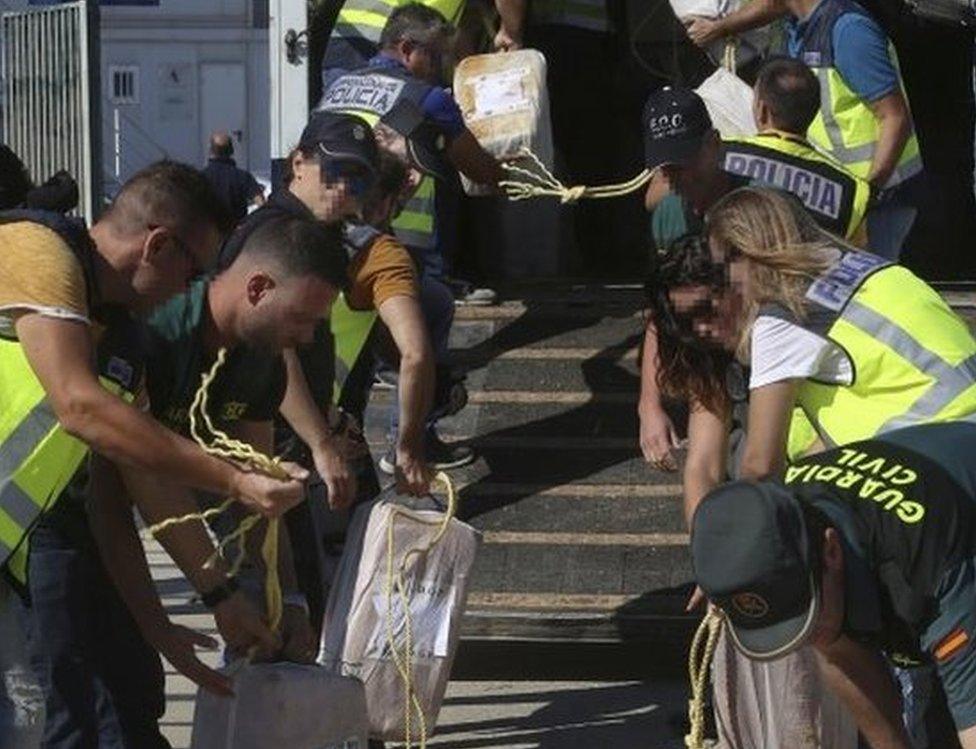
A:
695;67;757;137
453;49;553;196
190;662;368;749
319;495;481;741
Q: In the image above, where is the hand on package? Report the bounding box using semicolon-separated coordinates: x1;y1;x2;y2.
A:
213;591;281;662
683;15;723;47
395;441;433;497
279;604;318;664
639;406;680;472
232;463;309;517
313;439;357;511
149;622;232;697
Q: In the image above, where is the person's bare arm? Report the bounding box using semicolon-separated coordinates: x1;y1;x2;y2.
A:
279;349;355;510
494;0;526;50
816;636;912;749
683;401;730;527
447;129;507;187
87;456;232;696
15;313;306;516
740;379;798;480
684;0;787;48
959;726;976;748
116;461;281;659
378;294;435;495
638;321;680;470
867;92;913;190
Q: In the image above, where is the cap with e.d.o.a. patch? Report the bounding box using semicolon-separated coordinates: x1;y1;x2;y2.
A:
642;87;713;172
691;480;820;661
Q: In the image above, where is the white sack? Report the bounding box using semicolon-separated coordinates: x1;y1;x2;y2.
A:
190;662;368;749
453;49;553;196
695;67;757;137
711;627;858;748
319;498;481;741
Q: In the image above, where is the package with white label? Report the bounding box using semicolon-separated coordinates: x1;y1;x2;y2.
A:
453;48;553;196
190;662;369;749
319;494;481;741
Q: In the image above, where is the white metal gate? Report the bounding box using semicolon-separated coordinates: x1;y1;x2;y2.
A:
1;0;101;223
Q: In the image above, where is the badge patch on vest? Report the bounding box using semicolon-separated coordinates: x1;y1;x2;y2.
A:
106;356;135;390
318;74;406;117
806;250;889;311
934;627;970;662
724;153;845;220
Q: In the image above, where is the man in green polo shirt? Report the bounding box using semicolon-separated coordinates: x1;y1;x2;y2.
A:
31;214;350;744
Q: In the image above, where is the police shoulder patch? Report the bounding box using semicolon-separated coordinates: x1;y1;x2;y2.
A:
934;627;970;662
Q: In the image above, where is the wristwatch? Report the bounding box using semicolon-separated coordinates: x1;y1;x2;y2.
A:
201;575;240;609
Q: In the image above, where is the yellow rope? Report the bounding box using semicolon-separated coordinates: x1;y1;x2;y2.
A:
384;472;457;749
147;348;285;634
499;148;651;204
685;608;724;749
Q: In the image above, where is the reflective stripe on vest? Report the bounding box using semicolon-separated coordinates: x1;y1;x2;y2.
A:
0;340;134;582
332;0;465;47
789;254;976;458
391;174;436;250
330;293;379;404
722;132;871;240
794;0;922;187
530;0;610;31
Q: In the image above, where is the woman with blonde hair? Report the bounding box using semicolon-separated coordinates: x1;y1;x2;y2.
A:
699;185;976;480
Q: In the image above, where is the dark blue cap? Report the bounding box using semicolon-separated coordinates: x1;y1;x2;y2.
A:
643;87;713;170
691;481;820;660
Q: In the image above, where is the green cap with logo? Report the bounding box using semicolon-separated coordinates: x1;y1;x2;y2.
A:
691;480;820;660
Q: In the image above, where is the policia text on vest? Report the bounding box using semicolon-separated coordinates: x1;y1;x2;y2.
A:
723;133;870;239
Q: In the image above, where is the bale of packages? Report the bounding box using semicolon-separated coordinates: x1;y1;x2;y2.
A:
190;662;369;749
319;492;481;741
453;48;553;196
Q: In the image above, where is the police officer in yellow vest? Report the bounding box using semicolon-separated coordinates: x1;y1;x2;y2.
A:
324;0;527;73
724;56;871;244
786;0;923;260
0;163;307;745
319;3;505;471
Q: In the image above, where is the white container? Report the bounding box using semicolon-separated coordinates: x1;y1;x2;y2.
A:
319;497;481;742
190;662;369;749
453;49;554;197
696;67;757;137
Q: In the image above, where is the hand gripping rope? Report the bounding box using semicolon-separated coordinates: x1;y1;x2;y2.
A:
499;148;652;204
148;348;284;636
686;608;724;749
385;471;457;749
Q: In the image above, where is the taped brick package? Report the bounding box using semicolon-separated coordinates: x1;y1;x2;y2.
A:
190;662;369;749
318;490;481;742
454;49;554;196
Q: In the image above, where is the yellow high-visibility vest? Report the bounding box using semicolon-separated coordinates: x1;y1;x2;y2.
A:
722;131;871;242
770;249;976;461
791;0;922;188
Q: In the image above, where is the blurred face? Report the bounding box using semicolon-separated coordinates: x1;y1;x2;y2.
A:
709;233;753;304
668;283;742;351
660;134;722;213
238;272;339;351
402;37;446;83
130;221;221;310
289;151;368;221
